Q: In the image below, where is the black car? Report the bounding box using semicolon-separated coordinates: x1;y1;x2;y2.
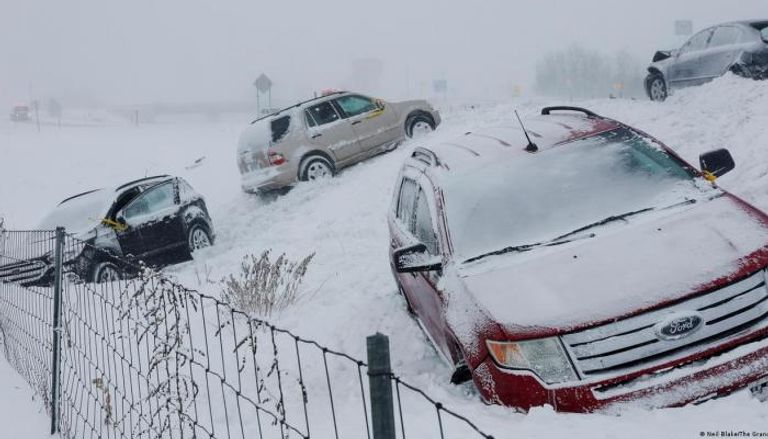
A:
0;175;215;285
646;20;768;101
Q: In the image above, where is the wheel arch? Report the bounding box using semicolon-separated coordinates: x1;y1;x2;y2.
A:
404;110;436;136
298;150;336;179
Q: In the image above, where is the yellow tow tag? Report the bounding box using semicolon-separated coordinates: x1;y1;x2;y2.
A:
101;218;128;232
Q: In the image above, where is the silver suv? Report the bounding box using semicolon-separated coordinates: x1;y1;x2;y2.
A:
237;91;440;192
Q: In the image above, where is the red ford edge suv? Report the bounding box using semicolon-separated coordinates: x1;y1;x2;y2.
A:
388;106;768;412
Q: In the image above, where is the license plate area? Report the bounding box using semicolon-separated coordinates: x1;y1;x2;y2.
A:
749;376;768;402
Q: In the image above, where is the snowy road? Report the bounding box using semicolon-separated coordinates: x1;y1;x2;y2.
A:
2;76;768;437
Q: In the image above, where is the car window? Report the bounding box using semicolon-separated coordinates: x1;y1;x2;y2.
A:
710;26;742;47
335;95;377;118
761;27;768;42
682;29;712;52
122;183;175;220
396;178;419;233
304;110;317;128
271;116;290;143
306;101;340;126
414;187;439;255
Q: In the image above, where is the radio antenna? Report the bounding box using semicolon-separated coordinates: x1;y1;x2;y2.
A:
515;110;538;153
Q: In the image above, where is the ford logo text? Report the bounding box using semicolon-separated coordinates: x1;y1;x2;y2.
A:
654;312;704;341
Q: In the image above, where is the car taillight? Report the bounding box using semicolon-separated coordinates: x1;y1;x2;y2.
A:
268;152;286;166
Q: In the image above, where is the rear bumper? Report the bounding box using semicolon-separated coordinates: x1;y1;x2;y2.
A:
240;163;296;193
474;330;768;412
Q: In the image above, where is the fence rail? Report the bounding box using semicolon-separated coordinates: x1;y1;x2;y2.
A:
0;228;495;439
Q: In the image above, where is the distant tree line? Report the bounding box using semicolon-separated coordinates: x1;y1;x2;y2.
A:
535;45;646;99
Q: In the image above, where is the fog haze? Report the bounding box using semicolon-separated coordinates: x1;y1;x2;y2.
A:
1;0;766;107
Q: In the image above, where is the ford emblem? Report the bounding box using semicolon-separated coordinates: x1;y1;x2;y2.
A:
654;312;704;341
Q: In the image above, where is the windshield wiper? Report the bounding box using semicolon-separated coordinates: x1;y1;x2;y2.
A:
464;198;699;265
554;198;698;242
463;233;596;264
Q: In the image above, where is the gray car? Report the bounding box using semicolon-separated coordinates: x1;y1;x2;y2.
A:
646;20;768;101
237;91;440;192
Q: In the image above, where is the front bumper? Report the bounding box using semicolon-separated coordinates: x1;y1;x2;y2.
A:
474;328;768;412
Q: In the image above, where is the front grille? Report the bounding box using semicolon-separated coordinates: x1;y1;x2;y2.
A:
562;270;768;378
0;259;50;286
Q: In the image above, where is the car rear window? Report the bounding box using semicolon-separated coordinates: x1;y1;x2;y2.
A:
271;116;291;143
751;21;768;41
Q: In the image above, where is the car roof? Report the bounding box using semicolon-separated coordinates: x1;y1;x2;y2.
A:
56;176;175;210
249;91;347;125
409;108;620;179
113;175;172;193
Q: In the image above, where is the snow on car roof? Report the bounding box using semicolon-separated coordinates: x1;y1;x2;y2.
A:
416;114;620;178
114;175;171;192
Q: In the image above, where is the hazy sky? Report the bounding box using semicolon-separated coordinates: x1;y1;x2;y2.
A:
1;0;766;107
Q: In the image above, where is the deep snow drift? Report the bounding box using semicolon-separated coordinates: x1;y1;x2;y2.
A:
2;75;768;437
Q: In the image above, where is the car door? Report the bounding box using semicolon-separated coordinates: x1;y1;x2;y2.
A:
117;182;182;262
333;94;399;153
391;173;453;359
304;100;362;162
669;29;713;87
705;26;748;78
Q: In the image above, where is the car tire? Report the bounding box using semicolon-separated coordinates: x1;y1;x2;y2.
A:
299;155;335;182
729;63;753;79
406;114;435;138
187;223;213;255
91;261;122;284
647;73;667;102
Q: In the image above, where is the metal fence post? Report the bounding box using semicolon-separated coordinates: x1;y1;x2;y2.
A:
367;333;396;439
50;227;65;435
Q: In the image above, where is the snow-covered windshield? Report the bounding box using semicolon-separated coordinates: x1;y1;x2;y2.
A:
443;127;706;262
38;189;114;233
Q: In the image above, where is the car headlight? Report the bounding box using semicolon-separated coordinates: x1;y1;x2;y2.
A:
486;338;577;384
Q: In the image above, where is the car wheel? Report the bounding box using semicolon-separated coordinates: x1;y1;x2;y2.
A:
91;262;121;284
187;224;212;254
299;155;334;181
648;74;667;102
729;63;752;79
406;115;435;139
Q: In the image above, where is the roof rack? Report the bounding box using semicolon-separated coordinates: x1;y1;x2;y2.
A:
541;106;599;117
114;175;171;192
411;147;441;167
249;91;346;124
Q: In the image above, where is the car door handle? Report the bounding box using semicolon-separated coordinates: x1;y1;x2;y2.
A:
351;120;362;126
311;133;322;139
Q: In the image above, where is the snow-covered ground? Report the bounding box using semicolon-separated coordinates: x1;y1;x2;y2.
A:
2;75;768;438
0;357;56;438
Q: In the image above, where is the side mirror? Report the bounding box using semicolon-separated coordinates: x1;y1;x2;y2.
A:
393;243;442;273
374;98;386;111
699;148;735;180
652;50;672;62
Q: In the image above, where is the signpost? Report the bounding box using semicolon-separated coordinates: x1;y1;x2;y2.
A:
253;73;273;115
432;79;447;101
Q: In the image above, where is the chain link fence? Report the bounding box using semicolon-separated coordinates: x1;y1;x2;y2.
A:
0;228;496;439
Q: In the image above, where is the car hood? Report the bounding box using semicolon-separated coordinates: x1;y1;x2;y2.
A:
454;194;768;333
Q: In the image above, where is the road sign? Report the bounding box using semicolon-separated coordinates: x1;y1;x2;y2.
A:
253;74;273;93
675;20;693;36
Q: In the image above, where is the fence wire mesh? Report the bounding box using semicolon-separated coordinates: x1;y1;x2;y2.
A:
0;229;495;439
